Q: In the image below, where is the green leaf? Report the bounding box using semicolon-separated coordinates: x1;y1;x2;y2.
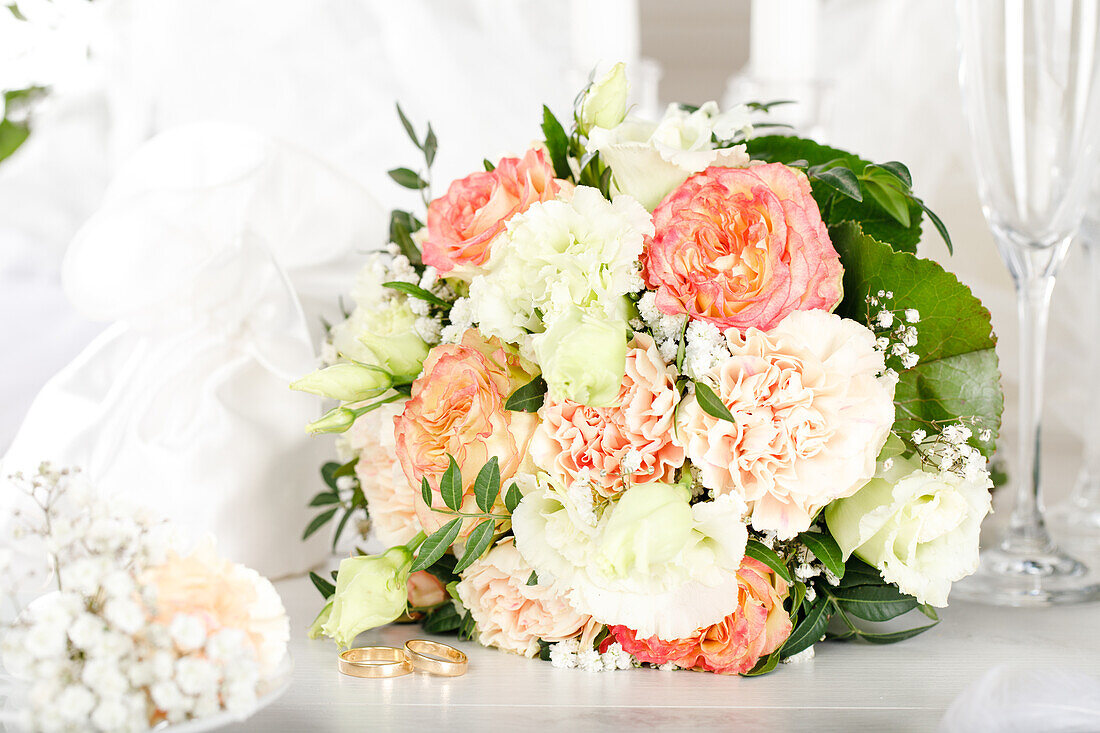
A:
421;477;433;507
320;462;341;490
453;519;496;573
812;167;863;202
440;456;463;511
830;584;919;622
458;609;476;641
388;167;428;190
740;648;781;677
798;531;845;580
780;596;830;658
425;553;459;585
0;118;30;164
694;381;736;424
540;105;571;180
504;482;523;513
840;557;884;587
744;539;792;583
745;135;922;253
309;492;340;507
382;281;449;307
918;603;939;621
504;375;547;412
334;458;359;479
309;571;336;599
483;158;495;171
863;177;912;228
302;507;338;540
830;222;1002;458
423;123;438;167
526;571;539;586
857;622;939;644
410;518;463;572
332;508;354;549
473;457;501;513
395;103;420;149
917;198;953;254
872;161;913;189
422;603;462;633
389;210;423;266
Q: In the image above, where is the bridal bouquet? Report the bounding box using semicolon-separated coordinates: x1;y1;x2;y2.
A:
297;64;1002;675
1;465;290;731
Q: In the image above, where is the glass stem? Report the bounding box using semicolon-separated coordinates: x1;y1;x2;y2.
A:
1073;234;1100;507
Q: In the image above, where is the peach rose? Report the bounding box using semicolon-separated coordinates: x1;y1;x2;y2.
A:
340;400;421;546
394;330;538;535
677;309;896;539
406;570;448;609
455;539;592;657
423;149;563;273
642;162;843;332
607;557;791;674
530;334;684;496
145;542;289;669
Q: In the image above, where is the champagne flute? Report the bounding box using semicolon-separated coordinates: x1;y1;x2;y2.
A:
954;0;1100;604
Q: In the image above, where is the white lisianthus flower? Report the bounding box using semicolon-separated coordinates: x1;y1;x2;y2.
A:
579;62;628;134
511;472;749;640
825;439;993;607
532;304;627;407
587;101;753;211
468;186;651;346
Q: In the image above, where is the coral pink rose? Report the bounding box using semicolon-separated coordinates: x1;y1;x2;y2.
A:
394;330;538;535
455;539;592;657
423;149;563;273
607;557;791;674
530;334;684;496
642;162;843;332
677;309;896;539
406;570;448;609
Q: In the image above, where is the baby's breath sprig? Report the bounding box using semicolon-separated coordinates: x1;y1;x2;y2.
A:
865;291;920;378
905;417;993;484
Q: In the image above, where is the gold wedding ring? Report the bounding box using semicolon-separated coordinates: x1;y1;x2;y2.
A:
404;639;468;677
338;646;411;678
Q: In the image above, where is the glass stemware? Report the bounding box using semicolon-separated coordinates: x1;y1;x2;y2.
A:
954;0;1100;605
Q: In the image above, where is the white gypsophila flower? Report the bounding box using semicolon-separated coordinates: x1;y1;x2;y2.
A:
100;570;136;602
413;315;442;343
175;656;220;697
978;428;992;443
549;639;579;669
1;628;34;677
587;101;752;211
82;658;130;698
90;695;130;731
683;319;730;381
576;649;604;672
205;629;250;662
192;693;221;719
602;642;634;671
168;614;207;653
905;309;920;323
222;680;259;715
56;684;97;723
127;659;154;688
440;296;474;344
150;649;177;680
104;598;146;635
781;646;816;664
24;619;68;660
151;680;191;722
900;353;918;369
468;186;652;345
875;310;894;328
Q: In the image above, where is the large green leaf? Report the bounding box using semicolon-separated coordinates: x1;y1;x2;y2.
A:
830;584;919;622
745;135;923;253
830;222;1002;457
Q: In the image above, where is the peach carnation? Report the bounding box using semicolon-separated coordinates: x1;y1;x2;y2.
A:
340;399;421;546
608;557;791;674
145;542;289;669
394;330;538;535
642;162;843;332
455;539;592;657
423;148;563;273
530;334;684;496
677;309;896;539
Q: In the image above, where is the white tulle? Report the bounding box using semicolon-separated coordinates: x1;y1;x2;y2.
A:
940;664;1100;733
1;123;386;577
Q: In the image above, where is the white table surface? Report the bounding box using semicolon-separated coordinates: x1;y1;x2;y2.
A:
228;546;1100;733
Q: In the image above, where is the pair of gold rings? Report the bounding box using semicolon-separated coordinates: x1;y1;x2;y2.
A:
337;640;468;679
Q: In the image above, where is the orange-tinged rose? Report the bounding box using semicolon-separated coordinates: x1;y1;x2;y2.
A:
394;330;538;535
607;557;791;674
423;149;563;273
642;162;843;332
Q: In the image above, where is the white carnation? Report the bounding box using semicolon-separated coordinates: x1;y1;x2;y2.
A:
468;186;652;345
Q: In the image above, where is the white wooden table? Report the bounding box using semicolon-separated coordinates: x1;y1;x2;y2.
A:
228;559;1100;732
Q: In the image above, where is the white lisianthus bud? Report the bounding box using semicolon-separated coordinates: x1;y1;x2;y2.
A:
599;482;694;576
321;547;414;648
304;405;358;435
356;301;432;380
291;362;392;402
824;440;992;607
534;305;627;408
579;62;628;134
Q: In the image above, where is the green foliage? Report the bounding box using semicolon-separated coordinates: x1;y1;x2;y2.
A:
309;571;336;599
798;531;845;581
740;648;781;677
504;482;523;513
440;456;463;511
382;280;449;307
453;519;497;573
422;603;463;633
473;456;501;513
830;222;1002;457
694;381;736;424
526;571;539;586
411;518;463;572
505;375;548;412
388;167;428;190
541;105;572;180
389;210;424;267
744;540;792;583
304;459;367;548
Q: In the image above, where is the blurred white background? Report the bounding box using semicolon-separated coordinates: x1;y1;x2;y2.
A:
0;0;1093;505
